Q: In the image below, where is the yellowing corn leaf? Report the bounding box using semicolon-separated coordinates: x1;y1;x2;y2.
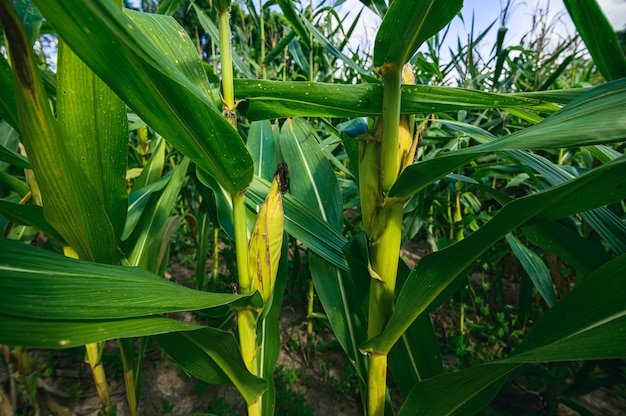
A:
248;166;285;303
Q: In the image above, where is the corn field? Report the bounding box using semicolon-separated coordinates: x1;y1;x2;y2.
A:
1;0;626;415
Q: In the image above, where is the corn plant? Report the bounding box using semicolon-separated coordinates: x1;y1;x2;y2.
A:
1;0;626;415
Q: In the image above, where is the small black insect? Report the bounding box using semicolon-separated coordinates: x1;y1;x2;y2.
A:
275;162;289;194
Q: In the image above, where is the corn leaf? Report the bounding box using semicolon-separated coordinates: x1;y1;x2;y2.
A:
0;1;118;263
57;41;128;242
0;236;261;320
0;314;265;405
357;0;387;18
374;0;462;69
301;16;377;82
399;252;626;415
0;200;62;241
123;158;190;272
505;234;557;308
122;175;170;241
505;254;626;362
397;364;517;416
247;120;281;182
0;123;29;169
279;119;368;380
390;78;626;199
362;157;626;355
155;329;267;405
0;314;201;348
563;0;626;81
0;56;19;131
522;222;610;278
234;80;556;120
31;0;253;194
275;0;311;49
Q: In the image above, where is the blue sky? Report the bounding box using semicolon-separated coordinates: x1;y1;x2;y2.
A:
336;0;626;58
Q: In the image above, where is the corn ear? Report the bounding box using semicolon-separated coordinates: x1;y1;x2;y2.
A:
358;118;383;238
397;64;416;176
247;164;286;303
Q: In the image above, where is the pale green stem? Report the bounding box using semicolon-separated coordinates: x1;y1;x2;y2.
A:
259;0;267;80
367;354;388;416
212;226;219;285
119;341;138;416
366;65;404;416
86;343;112;412
218;8;236;126
232;192;250;294
308;0;314;82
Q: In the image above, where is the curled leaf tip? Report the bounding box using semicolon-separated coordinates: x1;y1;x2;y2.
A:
275;162;289;194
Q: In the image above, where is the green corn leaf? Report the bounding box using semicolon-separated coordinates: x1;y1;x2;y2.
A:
0;171;30;197
279;118;367;379
362;157;626;355
155;328;267;405
32;0;253;194
0;200;63;241
391;78;626;199
0;56;19;131
522;222;610;278
0;236;261;320
155;0;182;15
288;37;311;75
0;314;265;405
263;29;297;66
396;254;626;415
357;0;387;18
397;363;517;416
0;123;29;169
374;0;462;70
279;119;343;227
247;120;281;182
301;16;377;82
196;167;235;239
122;137;168;240
505;234;557;308
123;158;190;272
235;80;555;120
514;87;591;104
275;0;311;49
0;313;202;348
131;135;167;193
0;1;118;263
122;175;170;241
563;0;626;81
504;253;626;362
13;0;43;46
57;40;128;242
